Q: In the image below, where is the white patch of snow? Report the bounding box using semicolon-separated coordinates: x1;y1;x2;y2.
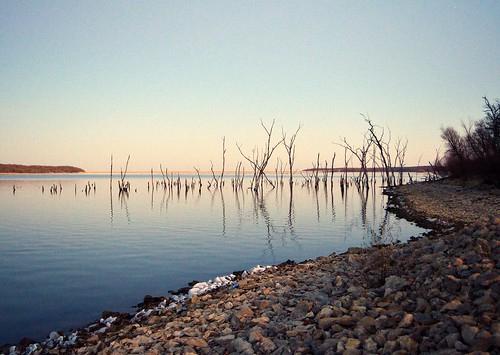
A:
242;265;273;277
100;316;117;328
188;274;235;297
24;344;39;355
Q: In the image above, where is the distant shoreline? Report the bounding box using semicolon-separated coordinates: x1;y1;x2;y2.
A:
0;164;85;174
303;165;432;173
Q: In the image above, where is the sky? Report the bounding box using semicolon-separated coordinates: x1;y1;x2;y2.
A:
1;0;499;172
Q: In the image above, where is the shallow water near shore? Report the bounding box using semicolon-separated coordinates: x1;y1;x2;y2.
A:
0;174;426;344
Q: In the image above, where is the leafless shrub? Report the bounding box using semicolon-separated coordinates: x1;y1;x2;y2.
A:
441;97;500;182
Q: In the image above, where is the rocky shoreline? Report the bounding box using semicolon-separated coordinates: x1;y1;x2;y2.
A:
3;179;499;355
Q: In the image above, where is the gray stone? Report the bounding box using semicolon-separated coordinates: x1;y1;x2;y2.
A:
398;335;418;353
384;276;408;296
232;338;255;355
363;337;378;352
461;324;479;345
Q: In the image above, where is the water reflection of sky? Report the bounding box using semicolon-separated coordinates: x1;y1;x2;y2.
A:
0;174;426;344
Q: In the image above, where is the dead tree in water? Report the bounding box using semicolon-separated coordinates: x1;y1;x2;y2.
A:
330;153;336;186
219;137;226;187
322;160;329;184
394;138;408;185
237;120;284;193
150;168;154;192
233;162;244;190
365;117;393;186
282;125;301;185
110;154;113;190
340;147;352;191
311;153;320;189
208;137;226;189
119;155;131;193
210;161;219;189
159;164;169;189
193;167;202;192
336;133;372;187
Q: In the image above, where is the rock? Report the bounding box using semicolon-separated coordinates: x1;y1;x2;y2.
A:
237;305;255;320
343;350;361;355
450;315;476;326
363;337;378;352
445;333;460;348
333;315;356;327
358;316;376;333
316;306;334;319
184;338;208;348
384;276;408;296
291;300;313;319
232;338;255;354
224;301;234;310
190;295;200;304
248;327;264;343
454;340;468;351
398;313;414;328
318;339;339;353
398;335;418;353
214;334;235;344
383;340;398;353
461;324;479;345
318;317;335;330
441;299;462;312
415;298;430;312
345;338;360;350
347;286;364;298
472;330;492;351
336;341;345;352
492;322;500;347
259;337;276;352
251;316;270;326
258;300;271;310
443;275;461;293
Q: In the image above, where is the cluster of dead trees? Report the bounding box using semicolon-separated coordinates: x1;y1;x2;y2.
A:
83;181;96;195
324;117;410;191
440;97;500;183
107;116;420;196
40;183;63;194
236;120;302;193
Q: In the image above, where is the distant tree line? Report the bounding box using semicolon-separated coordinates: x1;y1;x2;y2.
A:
440;97;500;183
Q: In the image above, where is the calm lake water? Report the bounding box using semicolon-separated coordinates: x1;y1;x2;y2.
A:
0;174;426;344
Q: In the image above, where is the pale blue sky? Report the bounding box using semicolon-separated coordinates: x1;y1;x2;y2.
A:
1;1;499;171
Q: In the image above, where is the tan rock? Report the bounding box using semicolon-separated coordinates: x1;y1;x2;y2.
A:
237;305;255;320
184;337;208;348
345;338;361;350
398;313;414;328
259;337;276;352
